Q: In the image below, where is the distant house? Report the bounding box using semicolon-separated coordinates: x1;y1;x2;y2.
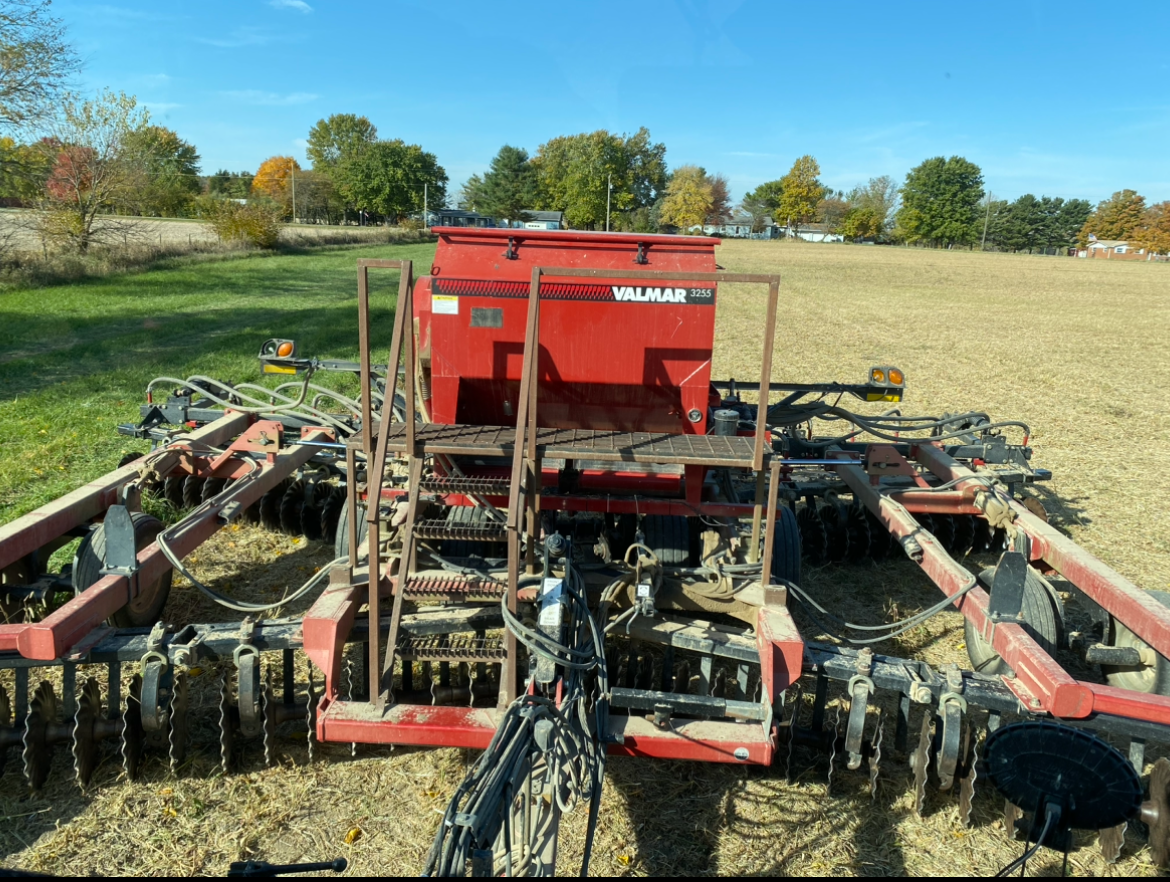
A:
779;222;844;243
499;210;564;230
424;209;497;228
1081;239;1152;260
699;214;780;239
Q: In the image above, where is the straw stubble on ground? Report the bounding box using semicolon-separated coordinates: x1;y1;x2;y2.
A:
1;241;1167;876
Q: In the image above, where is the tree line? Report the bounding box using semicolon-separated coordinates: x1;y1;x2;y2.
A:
1;2;1166;256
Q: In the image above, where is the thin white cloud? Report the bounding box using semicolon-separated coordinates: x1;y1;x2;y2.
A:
269;0;313;10
221;90;318;106
198;27;283;48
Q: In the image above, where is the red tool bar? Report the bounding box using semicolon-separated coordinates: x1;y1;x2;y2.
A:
0;411;250;572
316;698;775;764
12;427;331;660
913;443;1170;658
832;455;1093;718
1088;683;1170;726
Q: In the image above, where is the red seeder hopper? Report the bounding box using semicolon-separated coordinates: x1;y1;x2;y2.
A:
2;228;1169;873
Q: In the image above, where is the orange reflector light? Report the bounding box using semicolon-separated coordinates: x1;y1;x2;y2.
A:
276;341;294;358
889;368;904;385
871;368;886;383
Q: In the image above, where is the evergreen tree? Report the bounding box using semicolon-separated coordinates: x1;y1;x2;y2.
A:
477;145;538;223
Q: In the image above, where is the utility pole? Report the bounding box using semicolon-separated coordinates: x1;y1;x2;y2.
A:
424;183;428;228
606;173;612;232
290;166;296;224
981;191;993;251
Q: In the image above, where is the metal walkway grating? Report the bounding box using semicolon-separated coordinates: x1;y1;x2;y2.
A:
360;422;769;467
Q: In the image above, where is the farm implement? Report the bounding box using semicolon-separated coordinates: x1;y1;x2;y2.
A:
2;227;1169;874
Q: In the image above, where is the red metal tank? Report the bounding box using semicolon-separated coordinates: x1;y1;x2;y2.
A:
415;227;720;434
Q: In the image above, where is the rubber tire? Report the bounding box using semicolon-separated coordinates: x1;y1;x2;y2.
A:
441;506;503;559
642;515;690;566
964;565;1059;676
769;506;801;587
72;512;173;628
1102;589;1170;695
333;499;369;564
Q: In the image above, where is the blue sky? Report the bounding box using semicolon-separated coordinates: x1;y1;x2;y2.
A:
60;0;1170;206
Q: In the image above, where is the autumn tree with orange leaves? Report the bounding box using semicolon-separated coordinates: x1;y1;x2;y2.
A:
252;155;300;217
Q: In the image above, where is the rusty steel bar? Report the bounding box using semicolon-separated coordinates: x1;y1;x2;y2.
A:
754;278;779;473
380;456;424;707
357;263;373;460
831;453;1093;718
759;461;782;584
9;427;332;660
913;443;1170;657
0;411;250;572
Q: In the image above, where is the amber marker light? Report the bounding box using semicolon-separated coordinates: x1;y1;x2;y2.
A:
871;367;886;383
276;341;294;358
889;368;904;385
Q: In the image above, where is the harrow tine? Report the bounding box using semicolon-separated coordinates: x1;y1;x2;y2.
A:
72;678;101;790
868;710;884;801
305;661;320;764
895;691;910;755
910;712;933;816
844;676;872;770
711;667;726;699
957;723;978;827
122;674;144;781
811;671;828;733
262;666;276;767
673;660;691;695
826;704;842;798
660;645;674;692
783;684;802;784
169;670;188;774
1099;822;1126;864
0;685;10;776
23;681;57;791
219;674;234;774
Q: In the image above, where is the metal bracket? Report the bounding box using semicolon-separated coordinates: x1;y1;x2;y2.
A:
633;242;649;265
844;674;874;770
503;237;518;260
99;505;139;578
987;550;1028;621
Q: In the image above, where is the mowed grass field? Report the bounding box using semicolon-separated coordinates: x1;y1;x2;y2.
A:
0;240;1168;876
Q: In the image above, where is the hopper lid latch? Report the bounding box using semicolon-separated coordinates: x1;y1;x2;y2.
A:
634;242;649;265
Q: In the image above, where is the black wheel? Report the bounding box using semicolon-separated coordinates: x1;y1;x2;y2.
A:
819;503;849;562
642;515;690;566
73;513;173;628
933;514;956;551
259;479;292;532
844;504;871;563
319;486;345;544
334;498;368;564
163;475;185;509
964;565;1059;676
279;480;306;535
768;506;801;587
865;508;892;562
117;452;144;469
201;478;227;503
1102;590;1170;695
181;475;204;509
440;505;506;559
796;505;827;564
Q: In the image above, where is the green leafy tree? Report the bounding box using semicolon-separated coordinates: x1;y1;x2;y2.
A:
741;180;782;233
532;127;667;229
120;125;201;217
895;156;984;247
839;207;882;241
846;175;899;235
777;155;823;231
36;89;149;252
658;165;712;231
338;139;447;221
1078;190;1146;247
0;0;80;130
477;145;538;223
0;133;50;203
817;195;850;233
306;113;377;171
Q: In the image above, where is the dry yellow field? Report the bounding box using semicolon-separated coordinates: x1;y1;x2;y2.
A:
2;241;1168;877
